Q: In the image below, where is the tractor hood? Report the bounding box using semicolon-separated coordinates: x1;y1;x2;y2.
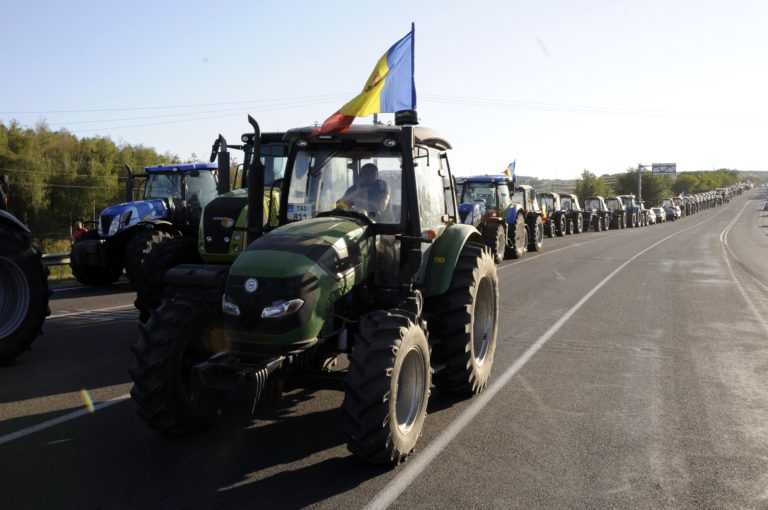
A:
98;199;170;237
222;216;371;345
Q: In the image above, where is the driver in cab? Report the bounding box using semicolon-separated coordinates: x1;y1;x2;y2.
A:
338;163;390;215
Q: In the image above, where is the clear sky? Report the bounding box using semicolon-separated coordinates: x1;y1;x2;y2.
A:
2;0;766;179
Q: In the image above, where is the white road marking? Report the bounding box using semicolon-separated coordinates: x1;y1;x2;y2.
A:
364;204;731;510
49;304;136;319
719;198;768;334
0;394;131;446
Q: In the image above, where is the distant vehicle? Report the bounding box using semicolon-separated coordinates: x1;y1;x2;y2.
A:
646;208;656;225
763;200;768;211
652;207;666;223
604;197;627;229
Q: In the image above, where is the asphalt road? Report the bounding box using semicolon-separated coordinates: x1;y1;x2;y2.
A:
1;190;766;510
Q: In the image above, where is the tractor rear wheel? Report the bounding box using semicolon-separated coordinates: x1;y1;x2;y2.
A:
574;214;583;233
556;215;566;236
427;243;498;395
482;223;506;264
529;216;544;252
129;296;220;436
0;224;49;365
124;228;173;284
134;235;201;322
506;215;526;259
343;309;431;465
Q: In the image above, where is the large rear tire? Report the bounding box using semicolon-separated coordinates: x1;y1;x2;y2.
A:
555;214;566;236
133;235;201;323
129;297;221;435
482;223;506;264
573;213;583;234
506;214;526;259
0;224;50;365
343;309;431;465
426;243;499;395
528;216;544;252
124;228;174;285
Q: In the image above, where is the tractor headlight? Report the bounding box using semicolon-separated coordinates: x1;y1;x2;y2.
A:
108;215;121;236
261;299;304;319
221;294;241;317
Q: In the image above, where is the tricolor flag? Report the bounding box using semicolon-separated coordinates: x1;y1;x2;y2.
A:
504;161;516;179
318;25;416;134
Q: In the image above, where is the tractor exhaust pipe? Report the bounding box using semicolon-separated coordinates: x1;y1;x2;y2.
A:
246;115;264;243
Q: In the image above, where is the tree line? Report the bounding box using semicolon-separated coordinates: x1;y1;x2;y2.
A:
574;168;742;207
0;120;197;236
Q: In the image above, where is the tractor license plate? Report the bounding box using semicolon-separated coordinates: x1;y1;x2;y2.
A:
288;203;314;221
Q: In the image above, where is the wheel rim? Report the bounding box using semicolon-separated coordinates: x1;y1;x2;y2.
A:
0;256;30;338
396;347;426;433
472;276;494;366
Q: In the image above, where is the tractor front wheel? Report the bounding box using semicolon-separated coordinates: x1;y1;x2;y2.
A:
129;297;221;436
70;231;123;286
133;235;201;322
343;309;431;465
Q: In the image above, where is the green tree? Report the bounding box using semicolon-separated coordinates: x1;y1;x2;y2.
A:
574;170;612;204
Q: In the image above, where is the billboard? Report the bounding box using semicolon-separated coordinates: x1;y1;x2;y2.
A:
651;163;676;176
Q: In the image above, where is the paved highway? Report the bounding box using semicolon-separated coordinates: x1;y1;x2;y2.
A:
1;190;766;509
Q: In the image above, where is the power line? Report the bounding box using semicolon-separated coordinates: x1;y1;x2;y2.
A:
7;182;120;190
0;93;355;115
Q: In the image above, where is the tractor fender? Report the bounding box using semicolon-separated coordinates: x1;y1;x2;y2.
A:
422;224;483;297
0;210;30;233
503;204;522;225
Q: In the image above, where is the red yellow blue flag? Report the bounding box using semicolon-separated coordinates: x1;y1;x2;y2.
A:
504;160;516;178
318;25;416;134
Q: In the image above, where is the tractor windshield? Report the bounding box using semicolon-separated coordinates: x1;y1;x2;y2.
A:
585;198;602;210
287;147;402;223
145;173;182;199
540;194;555;211
185;171;218;208
605;198;621;211
461;182;498;209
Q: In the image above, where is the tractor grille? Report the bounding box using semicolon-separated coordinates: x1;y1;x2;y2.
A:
100;215;114;235
203;197;246;254
223;273;319;336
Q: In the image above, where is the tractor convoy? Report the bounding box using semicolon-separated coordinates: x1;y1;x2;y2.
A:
3;106;750;468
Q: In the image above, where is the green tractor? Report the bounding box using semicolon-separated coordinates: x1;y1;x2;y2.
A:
132;118;287;322
129;112;500;465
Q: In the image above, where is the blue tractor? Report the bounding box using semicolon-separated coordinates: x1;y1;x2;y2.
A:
69;163;224;286
458;175;544;263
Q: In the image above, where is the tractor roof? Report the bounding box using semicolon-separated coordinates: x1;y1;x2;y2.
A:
462;175;514;183
284;125;452;151
144;163;218;173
